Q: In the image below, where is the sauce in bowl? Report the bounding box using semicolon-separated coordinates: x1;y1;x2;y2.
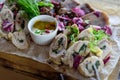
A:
32;20;56;35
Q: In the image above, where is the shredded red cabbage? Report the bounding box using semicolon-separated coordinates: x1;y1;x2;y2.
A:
0;3;4;10
2;20;14;32
93;11;101;17
72;7;85;17
73;55;83;69
58;16;71;21
102;26;112;35
93;26;101;31
73;17;84;31
73;17;83;24
58;21;65;31
103;55;110;64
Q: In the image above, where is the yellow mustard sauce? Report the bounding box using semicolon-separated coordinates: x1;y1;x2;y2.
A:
33;20;56;30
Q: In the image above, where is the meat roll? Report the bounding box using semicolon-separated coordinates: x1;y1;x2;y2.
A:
49;33;67;65
78;56;104;77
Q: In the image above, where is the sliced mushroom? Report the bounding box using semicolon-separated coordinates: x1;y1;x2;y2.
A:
82;11;109;27
98;39;112;60
9;31;29;49
62;41;90;68
78;56;104;77
49;33;67;65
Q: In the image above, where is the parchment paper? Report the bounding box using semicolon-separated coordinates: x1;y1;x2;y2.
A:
0;0;120;80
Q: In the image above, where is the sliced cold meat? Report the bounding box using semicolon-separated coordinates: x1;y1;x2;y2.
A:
82;11;109;27
0;8;14;22
62;41;90;68
78;56;104;77
15;11;29;34
49;33;67;65
77;27;93;41
0;7;14;37
98;39;112;60
80;3;94;14
9;31;29;49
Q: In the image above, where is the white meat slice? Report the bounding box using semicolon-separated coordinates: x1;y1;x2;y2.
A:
15;11;29;35
49;33;67;65
0;8;13;22
62;41;90;68
77;27;93;41
78;56;104;77
98;39;112;59
82;11;109;27
9;31;29;49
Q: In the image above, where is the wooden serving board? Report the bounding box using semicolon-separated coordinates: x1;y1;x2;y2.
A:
0;0;120;80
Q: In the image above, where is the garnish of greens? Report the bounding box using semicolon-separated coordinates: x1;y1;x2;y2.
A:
38;1;54;8
35;29;45;35
89;28;108;53
11;0;54;19
66;25;79;42
15;0;40;19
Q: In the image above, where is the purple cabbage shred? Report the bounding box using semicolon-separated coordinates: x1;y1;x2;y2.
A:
93;11;101;17
58;21;65;31
73;55;83;69
72;7;85;17
2;20;14;32
102;26;112;35
0;3;4;10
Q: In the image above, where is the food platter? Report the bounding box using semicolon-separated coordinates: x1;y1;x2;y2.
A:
0;0;120;80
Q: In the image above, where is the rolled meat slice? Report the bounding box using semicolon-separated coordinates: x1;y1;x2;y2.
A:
0;7;14;38
82;11;109;27
98;39;112;60
78;56;104;77
15;11;29;35
62;41;90;68
0;8;14;22
49;33;67;65
77;27;93;41
8;31;29;49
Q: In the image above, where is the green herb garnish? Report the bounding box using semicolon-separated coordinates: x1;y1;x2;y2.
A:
100;45;106;50
35;30;45;35
17;0;40;19
89;28;108;52
95;60;100;69
78;44;87;53
38;1;54;8
58;38;63;46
